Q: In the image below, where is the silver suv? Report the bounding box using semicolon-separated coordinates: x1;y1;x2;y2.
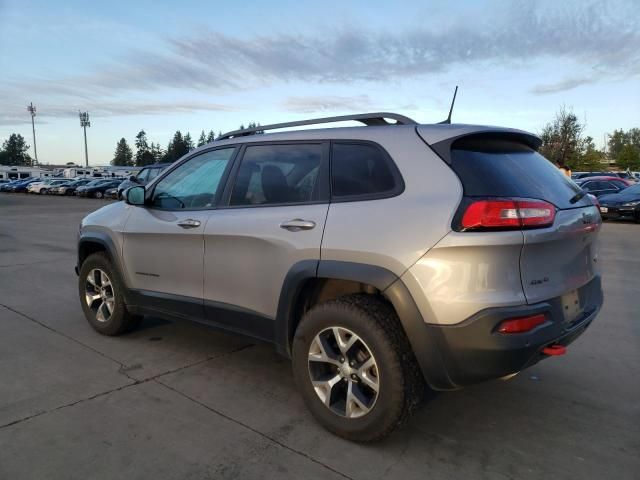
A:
77;113;603;441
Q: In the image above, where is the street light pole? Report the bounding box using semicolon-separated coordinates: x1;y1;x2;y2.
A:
27;102;38;166
79;111;91;167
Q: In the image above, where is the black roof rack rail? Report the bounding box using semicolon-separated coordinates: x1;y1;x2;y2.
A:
217;112;418;141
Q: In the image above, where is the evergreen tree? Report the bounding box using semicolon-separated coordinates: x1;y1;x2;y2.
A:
206;130;216;143
197;130;207;147
150;143;164;163
164;131;189;162
112;138;134;166
184;132;194;151
134;130;155;166
0;133;32;166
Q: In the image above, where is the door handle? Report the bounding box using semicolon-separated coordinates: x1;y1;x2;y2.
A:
280;219;316;231
177;219;201;229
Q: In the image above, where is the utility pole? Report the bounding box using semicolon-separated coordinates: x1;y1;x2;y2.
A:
79;111;91;167
27;102;38;166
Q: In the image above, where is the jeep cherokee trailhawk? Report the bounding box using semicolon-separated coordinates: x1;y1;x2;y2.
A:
77;113;603;441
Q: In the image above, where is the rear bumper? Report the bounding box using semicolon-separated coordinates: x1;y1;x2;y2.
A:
415;275;603;390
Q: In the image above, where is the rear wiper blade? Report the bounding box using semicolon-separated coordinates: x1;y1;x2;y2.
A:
569;190;586;204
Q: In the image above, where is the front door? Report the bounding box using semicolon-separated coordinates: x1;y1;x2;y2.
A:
122;147;236;316
203;142;329;340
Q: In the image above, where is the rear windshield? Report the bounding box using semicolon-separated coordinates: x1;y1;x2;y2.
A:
450;138;589;209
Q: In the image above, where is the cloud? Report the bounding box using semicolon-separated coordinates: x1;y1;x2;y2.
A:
2;0;639;110
0;101;236;126
163;0;639;88
530;77;599;95
282;95;372;113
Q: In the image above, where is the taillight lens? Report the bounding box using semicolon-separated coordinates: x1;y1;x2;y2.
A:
461;198;556;230
497;313;547;334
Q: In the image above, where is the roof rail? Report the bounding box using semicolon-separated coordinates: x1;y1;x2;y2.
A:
217;112;418;141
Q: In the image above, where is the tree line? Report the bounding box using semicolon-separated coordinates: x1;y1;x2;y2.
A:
1;116;638;171
111;122;261;167
539;106;640;171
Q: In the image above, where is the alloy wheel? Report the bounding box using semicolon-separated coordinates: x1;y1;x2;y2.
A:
307;327;380;418
85;269;115;323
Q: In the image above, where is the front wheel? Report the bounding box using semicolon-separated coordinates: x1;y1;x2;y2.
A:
94;191;103;199
78;252;141;335
292;294;424;442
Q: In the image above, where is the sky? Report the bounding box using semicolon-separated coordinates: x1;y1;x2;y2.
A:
0;0;638;166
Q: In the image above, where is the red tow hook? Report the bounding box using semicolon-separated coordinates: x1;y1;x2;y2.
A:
542;344;567;356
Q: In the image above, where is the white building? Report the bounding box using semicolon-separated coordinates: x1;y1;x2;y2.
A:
0;165;54;180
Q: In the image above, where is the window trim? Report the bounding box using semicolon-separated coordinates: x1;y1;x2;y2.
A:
218;140;330;210
329;140;405;203
145;145;239;211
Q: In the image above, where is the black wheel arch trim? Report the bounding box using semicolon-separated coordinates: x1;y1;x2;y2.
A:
77;233;127;286
275;259;454;390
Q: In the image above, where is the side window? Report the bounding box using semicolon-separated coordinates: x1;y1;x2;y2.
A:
331;143;399;199
229;144;322;206
136;169;150;182
147;168;162;181
151;148;234;210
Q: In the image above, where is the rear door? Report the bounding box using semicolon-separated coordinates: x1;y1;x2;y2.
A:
446;136;601;305
202;142;329;340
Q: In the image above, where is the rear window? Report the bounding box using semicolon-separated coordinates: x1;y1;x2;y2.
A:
450;138;589;209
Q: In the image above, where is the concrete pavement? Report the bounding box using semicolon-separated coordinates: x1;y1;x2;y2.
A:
0;194;638;479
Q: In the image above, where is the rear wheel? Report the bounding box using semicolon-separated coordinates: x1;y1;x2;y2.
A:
79;252;141;335
292;294;424;442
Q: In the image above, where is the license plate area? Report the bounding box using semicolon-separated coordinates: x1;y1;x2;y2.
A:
561;289;583;327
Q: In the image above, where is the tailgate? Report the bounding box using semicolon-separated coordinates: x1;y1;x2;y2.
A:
520;206;601;304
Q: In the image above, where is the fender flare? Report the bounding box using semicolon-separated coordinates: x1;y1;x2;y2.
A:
275;259;454;390
77;232;128;287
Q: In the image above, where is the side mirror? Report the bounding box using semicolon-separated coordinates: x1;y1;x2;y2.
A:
125;186;146;206
129;175;138;182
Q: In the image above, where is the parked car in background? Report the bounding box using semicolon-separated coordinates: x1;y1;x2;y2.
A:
599;184;640;222
52;178;93;195
28;178;71;194
9;178;40;193
0;179;11;185
575;177;630;197
76;179;121;198
116;163;171;199
104;187;119;200
0;179;25;192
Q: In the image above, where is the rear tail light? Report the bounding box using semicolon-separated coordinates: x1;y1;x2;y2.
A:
460;198;556;231
587;193;600;209
497;313;547;334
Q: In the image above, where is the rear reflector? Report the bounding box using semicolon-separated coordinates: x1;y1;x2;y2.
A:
497;314;547;334
461;198;556;230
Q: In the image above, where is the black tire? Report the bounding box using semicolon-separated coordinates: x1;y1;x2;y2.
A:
78;252;141;335
94;191;103;199
292;293;424;442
